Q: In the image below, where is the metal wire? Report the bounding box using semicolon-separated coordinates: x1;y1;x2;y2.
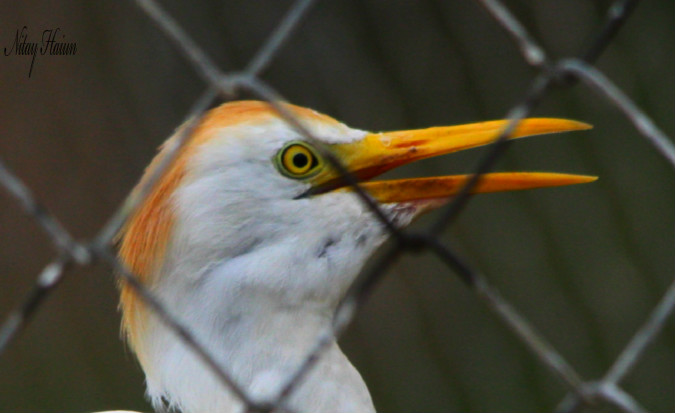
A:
0;0;672;412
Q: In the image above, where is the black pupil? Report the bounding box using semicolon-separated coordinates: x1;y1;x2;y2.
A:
292;152;309;168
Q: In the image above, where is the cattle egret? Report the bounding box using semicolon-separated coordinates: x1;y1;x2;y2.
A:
117;101;594;413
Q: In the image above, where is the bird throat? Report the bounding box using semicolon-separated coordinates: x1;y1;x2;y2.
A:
140;295;375;413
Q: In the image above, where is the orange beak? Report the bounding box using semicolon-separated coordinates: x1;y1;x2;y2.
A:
309;118;596;202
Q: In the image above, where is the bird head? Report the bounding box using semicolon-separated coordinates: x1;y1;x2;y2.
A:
117;100;593;412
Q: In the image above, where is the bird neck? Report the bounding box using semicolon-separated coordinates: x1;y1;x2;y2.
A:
137;276;375;413
128;195;387;413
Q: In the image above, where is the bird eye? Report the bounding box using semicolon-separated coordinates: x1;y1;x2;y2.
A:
276;141;323;178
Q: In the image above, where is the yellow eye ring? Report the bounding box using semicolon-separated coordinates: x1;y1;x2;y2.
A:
276;141;323;178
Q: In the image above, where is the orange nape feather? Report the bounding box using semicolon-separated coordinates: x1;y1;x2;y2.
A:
116;100;341;356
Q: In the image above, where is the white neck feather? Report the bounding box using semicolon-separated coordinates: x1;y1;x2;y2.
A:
137;195;386;413
140;276;375;413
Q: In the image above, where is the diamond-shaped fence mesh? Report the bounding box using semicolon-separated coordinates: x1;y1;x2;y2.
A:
0;0;673;412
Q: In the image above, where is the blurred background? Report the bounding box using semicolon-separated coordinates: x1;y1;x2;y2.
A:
0;1;673;412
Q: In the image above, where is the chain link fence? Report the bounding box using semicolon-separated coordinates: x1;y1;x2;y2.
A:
0;0;673;412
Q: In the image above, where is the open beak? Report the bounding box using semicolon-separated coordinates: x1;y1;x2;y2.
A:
310;118;596;203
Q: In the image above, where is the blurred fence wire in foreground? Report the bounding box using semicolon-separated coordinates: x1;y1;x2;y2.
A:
0;0;673;412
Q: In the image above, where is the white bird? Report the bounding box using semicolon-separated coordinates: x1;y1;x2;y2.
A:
116;101;593;413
